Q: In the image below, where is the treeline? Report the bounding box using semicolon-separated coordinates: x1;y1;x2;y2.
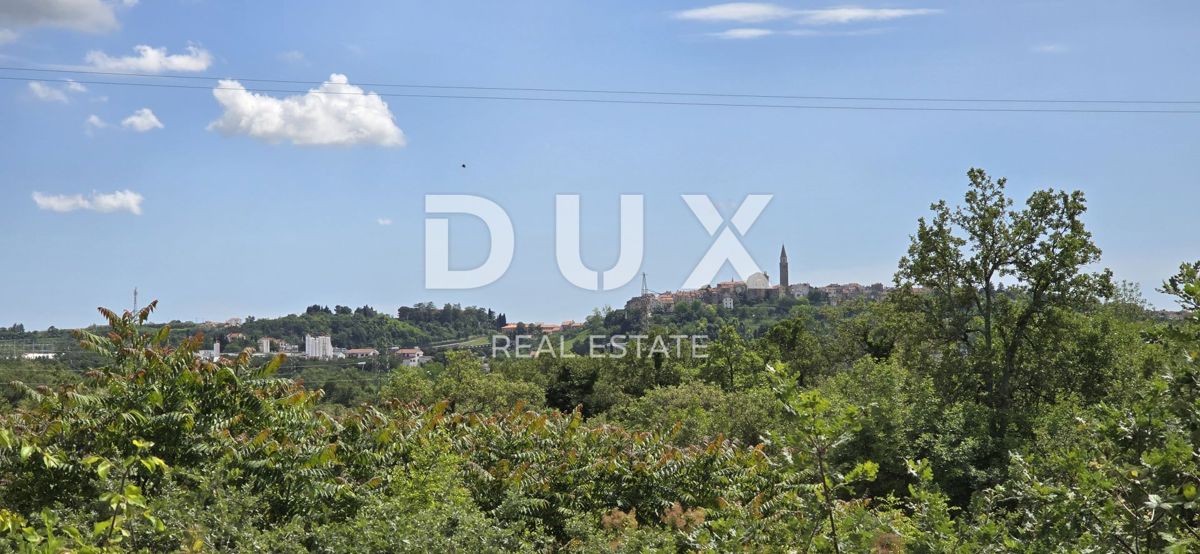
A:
394;302;506;341
231;302;505;350
2;169;1199;551
3;303;506;353
238;308;427;350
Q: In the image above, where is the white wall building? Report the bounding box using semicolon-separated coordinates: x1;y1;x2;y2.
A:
21;352;58;360
258;337;271;354
197;339;221;361
393;347;426;367
305;335;333;360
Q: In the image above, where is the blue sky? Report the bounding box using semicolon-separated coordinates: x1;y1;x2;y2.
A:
1;1;1198;329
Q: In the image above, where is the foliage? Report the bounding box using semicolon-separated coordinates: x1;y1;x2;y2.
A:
607;381;780;447
1;172;1196;551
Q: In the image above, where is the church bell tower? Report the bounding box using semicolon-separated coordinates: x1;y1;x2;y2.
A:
779;245;789;297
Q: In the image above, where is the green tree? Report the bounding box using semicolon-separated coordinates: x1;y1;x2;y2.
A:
702;323;764;391
896;168;1113;423
764;318;824;386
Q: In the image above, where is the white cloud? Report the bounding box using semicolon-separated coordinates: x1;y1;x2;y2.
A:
377;218;393;226
796;7;940;24
1031;43;1067;54
710;28;775;39
87;190;143;214
121;108;163;132
28;80;88;102
675;3;796;23
0;0;117;33
32;190;143;215
85;114;107;129
121;0;138;6
28;81;68;102
85;45;212;73
208;74;406;147
0;28;17;44
674;3;940;25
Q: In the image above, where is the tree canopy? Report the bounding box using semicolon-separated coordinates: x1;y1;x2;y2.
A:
2;169;1197;552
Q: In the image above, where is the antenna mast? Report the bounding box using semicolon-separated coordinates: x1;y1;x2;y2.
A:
133;287;138;312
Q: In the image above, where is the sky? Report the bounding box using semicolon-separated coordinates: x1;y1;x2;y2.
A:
1;1;1198;330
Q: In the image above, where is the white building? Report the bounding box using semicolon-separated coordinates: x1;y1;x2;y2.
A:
392;347;425;367
305;335;334;360
198;339;221;361
21;352;57;360
258;337;271;354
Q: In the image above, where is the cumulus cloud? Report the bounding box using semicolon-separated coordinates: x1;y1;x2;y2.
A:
377;218;393;226
32;190;143;215
675;3;940;26
28;80;89;102
0;0;118;33
121;108;163;132
28;81;68;102
85;45;212;73
0;28;17;44
86;114;107;129
710;28;775;39
208;74;406;147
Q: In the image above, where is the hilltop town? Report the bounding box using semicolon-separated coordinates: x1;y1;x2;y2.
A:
625;245;894;316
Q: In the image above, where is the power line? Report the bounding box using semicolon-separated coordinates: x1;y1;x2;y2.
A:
4;65;1198;105
3;75;1199;114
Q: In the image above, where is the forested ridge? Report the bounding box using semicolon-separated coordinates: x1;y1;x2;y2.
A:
3;303;505;356
2;169;1199;552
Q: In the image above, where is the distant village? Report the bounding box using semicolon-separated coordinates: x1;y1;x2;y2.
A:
197;334;431;365
626;245;898;315
9;244;1189;363
498;246;906;333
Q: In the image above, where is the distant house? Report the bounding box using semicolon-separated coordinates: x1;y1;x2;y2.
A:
716;280;745;293
393;347;425;367
789;283;812;297
394;347;423;359
346;348;379;358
